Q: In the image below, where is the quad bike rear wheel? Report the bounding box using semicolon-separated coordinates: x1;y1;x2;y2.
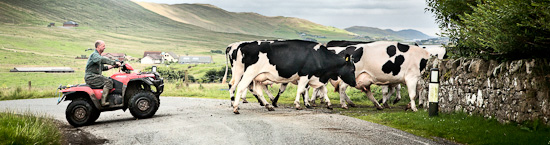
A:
129;91;159;119
66;99;97;127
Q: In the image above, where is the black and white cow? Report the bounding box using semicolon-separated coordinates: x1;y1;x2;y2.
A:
307;41;402;109
223;40;357;114
223;41;308;108
349;41;430;111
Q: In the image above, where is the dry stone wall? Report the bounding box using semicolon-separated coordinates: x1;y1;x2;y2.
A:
418;58;550;125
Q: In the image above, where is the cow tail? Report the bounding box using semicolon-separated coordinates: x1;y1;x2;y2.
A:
222;50;229;84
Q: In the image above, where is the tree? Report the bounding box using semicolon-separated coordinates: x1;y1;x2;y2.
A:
426;0;550;60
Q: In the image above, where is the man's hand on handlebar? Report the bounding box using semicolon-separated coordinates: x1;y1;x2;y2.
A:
114;62;122;68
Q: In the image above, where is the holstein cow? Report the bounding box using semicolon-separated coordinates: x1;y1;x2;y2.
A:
309;40;402;109
223;40;356;114
349;41;429;111
223;41;309;108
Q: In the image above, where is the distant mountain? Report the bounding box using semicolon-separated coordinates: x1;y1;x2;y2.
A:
345;26;432;40
134;2;355;41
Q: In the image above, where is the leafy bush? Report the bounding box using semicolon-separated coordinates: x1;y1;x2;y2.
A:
426;0;550;60
199;67;231;83
143;66;195;82
210;50;223;54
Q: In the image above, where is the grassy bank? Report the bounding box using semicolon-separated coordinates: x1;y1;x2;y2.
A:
0;111;61;145
346;110;550;145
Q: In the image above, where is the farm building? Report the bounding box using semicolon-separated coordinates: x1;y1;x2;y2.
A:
10;67;74;73
142;51;164;64
143;51;161;58
102;53;126;61
163;52;179;63
63;21;78;27
141;55;163;64
179;56;213;64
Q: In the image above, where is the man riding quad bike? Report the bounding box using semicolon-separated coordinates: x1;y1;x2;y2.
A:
58;40;163;127
57;61;164;127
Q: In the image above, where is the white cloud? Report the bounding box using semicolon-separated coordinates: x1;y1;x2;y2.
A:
135;0;440;36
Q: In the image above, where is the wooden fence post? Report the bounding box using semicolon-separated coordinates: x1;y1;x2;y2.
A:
28;81;31;91
185;70;189;87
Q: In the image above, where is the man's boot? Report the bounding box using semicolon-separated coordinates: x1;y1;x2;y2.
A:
101;87;110;106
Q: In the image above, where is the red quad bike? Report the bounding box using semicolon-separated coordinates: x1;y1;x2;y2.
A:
57;62;164;127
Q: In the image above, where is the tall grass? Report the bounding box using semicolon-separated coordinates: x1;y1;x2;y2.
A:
0;111;61;145
0;87;55;101
351;110;550;145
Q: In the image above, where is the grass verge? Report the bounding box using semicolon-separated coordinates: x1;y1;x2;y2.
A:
0;87;55;101
346;110;550;145
0;111;61;145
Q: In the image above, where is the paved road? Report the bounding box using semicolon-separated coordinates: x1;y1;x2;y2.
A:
0;97;439;145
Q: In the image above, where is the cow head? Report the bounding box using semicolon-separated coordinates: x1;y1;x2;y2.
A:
337;55;356;87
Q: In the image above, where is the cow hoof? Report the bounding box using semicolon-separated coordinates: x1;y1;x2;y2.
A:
273;103;278;108
243;100;248;103
259;103;265;106
393;98;401;104
266;105;275;111
306;105;313;109
311;104;317;107
378;99;383;104
326;104;333;110
233;108;240;114
342;106;349;109
376;106;384;110
296;107;303;110
349;103;357;107
383;103;391;108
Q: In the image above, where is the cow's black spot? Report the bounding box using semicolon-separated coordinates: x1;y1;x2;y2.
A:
264;40;313;78
397;43;409;52
387;45;396;57
381;55;405;76
230;47;238;66
352;47;363;63
419;58;428;73
394;55;405;65
240;42;263;71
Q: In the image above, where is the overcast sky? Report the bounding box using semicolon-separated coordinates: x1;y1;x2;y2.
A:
135;0;440;36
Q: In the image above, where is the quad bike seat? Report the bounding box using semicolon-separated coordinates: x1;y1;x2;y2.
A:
80;84;103;89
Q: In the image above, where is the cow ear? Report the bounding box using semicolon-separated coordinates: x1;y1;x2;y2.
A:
345;54;351;62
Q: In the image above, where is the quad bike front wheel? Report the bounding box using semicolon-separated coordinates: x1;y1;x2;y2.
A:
129;91;159;119
66;99;98;127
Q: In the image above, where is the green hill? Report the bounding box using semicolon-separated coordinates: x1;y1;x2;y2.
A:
0;0;267;87
345;26;431;40
134;2;356;42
